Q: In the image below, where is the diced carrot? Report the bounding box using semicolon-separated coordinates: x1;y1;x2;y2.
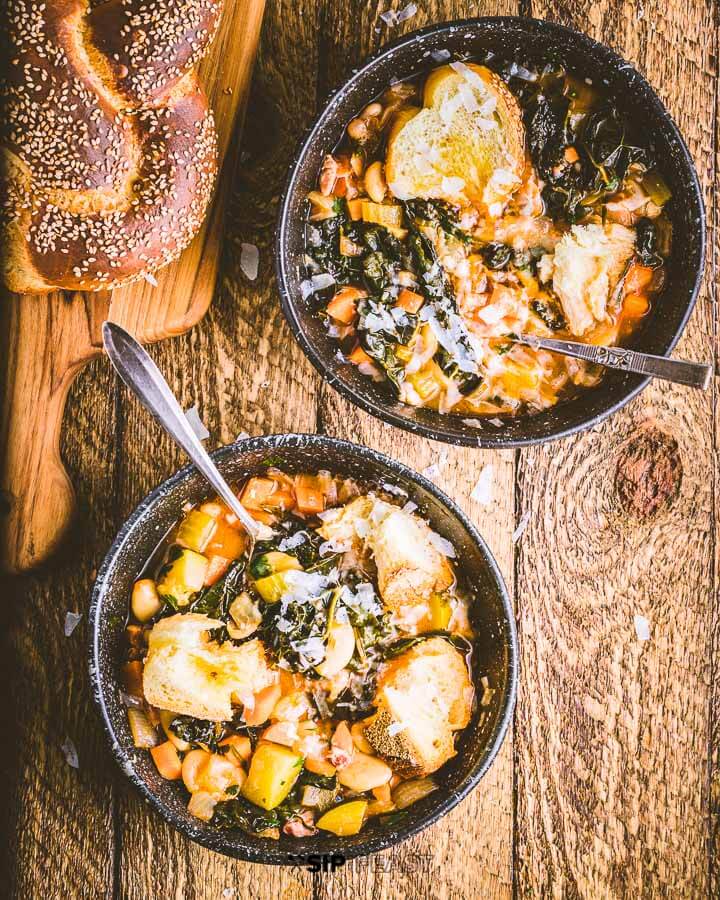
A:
564;146;579;163
295;474;325;515
122;660;144;698
348;345;373;366
396;288;424;314
204;555;232;586
240;477;278;510
334;177;347;197
347;199;364;220
151;741;182;780
305;756;337;777
206;520;246;560
327;286;366;324
624;264;654;295
623;293;650;318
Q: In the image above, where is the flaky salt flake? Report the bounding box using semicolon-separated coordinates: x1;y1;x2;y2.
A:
470;465;494;505
240;243;259;280
184;405;210;441
64;611;82;636
512;510;531;543
143;272;158;287
422;451;448;482
61;737;79;769
381;3;417;25
634;614;651;642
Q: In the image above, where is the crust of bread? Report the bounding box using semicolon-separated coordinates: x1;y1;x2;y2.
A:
385;63;525;213
142;613;276;722
363;637;473;776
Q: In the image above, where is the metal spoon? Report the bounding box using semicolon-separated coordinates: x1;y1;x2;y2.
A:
513;334;712;390
102;321;264;552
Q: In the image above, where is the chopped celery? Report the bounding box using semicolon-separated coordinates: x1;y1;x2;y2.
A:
176;510;217;553
157;550;209;605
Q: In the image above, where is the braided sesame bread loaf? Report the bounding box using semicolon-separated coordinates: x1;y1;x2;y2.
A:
1;0;224;294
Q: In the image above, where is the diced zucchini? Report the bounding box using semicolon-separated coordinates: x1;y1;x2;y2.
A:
253;568;299;603
241;743;304;810
430;593;452;630
316;800;368;836
250;551;302;580
176;510;217;553
361;201;404;229
157;550;209;606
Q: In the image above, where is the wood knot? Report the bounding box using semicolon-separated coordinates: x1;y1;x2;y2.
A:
615;426;682;518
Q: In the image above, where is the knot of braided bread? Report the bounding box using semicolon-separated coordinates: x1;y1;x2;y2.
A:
1;0;224;294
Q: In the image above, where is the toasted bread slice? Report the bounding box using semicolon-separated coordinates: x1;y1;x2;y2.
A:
143;613;276;722
543;223;636;335
318;496;454;621
367;506;454;613
363;637;473;776
385;63;525;213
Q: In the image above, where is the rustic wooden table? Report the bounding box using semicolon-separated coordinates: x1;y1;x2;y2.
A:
2;1;717;898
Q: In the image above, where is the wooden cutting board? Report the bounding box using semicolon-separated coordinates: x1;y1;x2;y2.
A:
0;0;266;574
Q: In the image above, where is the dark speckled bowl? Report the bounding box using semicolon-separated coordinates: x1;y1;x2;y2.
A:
277;17;705;447
89;435;517;863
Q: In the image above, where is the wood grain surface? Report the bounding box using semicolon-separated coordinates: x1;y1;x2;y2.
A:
1;1;717;898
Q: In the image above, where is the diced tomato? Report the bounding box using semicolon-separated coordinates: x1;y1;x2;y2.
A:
151;741;182;780
396;288;424;314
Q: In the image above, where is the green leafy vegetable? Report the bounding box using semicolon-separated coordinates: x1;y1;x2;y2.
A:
190;559;246;620
169;716;226;752
635;218;663;268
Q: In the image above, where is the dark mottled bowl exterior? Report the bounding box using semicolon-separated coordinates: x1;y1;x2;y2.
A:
89;435;517;863
277;17;705;448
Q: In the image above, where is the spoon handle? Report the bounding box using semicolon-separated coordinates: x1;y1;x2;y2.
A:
516;334;712;390
102;322;262;540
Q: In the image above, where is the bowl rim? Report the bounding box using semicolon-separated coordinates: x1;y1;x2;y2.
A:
88;433;518;863
276;15;707;449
